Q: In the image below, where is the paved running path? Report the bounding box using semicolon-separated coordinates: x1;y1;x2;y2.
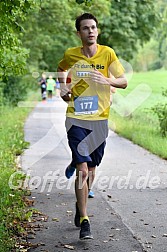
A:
21;97;167;252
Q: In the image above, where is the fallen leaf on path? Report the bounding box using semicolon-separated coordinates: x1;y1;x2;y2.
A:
28;229;35;235
66;210;73;216
64;244;75;250
111;199;119;202
23;197;34;206
111;212;118;216
52;218;59;222
40;242;46;246
109;234;115;237
59;192;64;195
133;235;141;240
146;245;152;248
27;234;35;239
145;241;152;244
15;242;40;249
36;215;48;222
109;238;119;241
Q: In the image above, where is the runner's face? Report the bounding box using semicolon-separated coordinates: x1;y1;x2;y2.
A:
78;19;98;45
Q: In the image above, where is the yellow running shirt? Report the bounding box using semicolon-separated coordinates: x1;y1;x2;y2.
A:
58;44;124;121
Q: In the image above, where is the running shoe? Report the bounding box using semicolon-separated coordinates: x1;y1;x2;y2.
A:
88;190;95;198
79;219;93;240
74;202;80;227
65;164;76;179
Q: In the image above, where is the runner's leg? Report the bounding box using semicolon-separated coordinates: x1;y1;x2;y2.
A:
75;162;88;217
87;167;95;191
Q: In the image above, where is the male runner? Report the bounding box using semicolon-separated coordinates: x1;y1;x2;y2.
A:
57;13;127;240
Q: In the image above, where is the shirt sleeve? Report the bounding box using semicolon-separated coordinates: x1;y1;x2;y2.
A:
109;49;125;78
58;50;70;71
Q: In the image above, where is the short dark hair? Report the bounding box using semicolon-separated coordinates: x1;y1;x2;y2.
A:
75;13;98;31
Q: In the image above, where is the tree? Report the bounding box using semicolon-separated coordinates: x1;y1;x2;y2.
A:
99;0;161;61
131;0;167;71
0;0;38;79
21;0;110;71
0;0;162;106
0;0;39;105
158;4;167;69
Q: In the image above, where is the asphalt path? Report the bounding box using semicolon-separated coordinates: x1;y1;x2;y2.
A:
21;97;167;252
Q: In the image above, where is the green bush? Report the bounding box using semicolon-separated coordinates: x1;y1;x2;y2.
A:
151;89;167;136
1;74;38;106
148;60;162;71
3;76;26;106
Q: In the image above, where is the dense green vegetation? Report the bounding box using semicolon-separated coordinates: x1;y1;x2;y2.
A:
132;0;167;71
0;106;30;251
99;0;161;60
0;0;163;106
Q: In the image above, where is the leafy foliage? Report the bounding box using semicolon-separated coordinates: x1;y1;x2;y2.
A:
151;90;167;137
158;2;167;69
76;0;92;5
131;0;167;71
0;0;164;104
21;0;110;71
0;106;30;251
132;39;161;72
0;0;38;78
99;0;161;60
0;74;37;106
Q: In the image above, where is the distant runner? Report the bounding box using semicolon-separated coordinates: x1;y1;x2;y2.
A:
46;75;56;99
38;73;47;101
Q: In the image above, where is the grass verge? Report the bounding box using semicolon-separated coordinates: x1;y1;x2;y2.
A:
109;70;167;159
0;92;38;251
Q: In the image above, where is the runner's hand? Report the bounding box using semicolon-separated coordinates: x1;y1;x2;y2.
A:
90;69;110;85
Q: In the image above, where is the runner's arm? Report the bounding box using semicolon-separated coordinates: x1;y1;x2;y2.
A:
90;69;127;89
107;74;127;89
57;67;71;102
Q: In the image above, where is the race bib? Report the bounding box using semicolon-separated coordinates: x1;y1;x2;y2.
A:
74;96;98;115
